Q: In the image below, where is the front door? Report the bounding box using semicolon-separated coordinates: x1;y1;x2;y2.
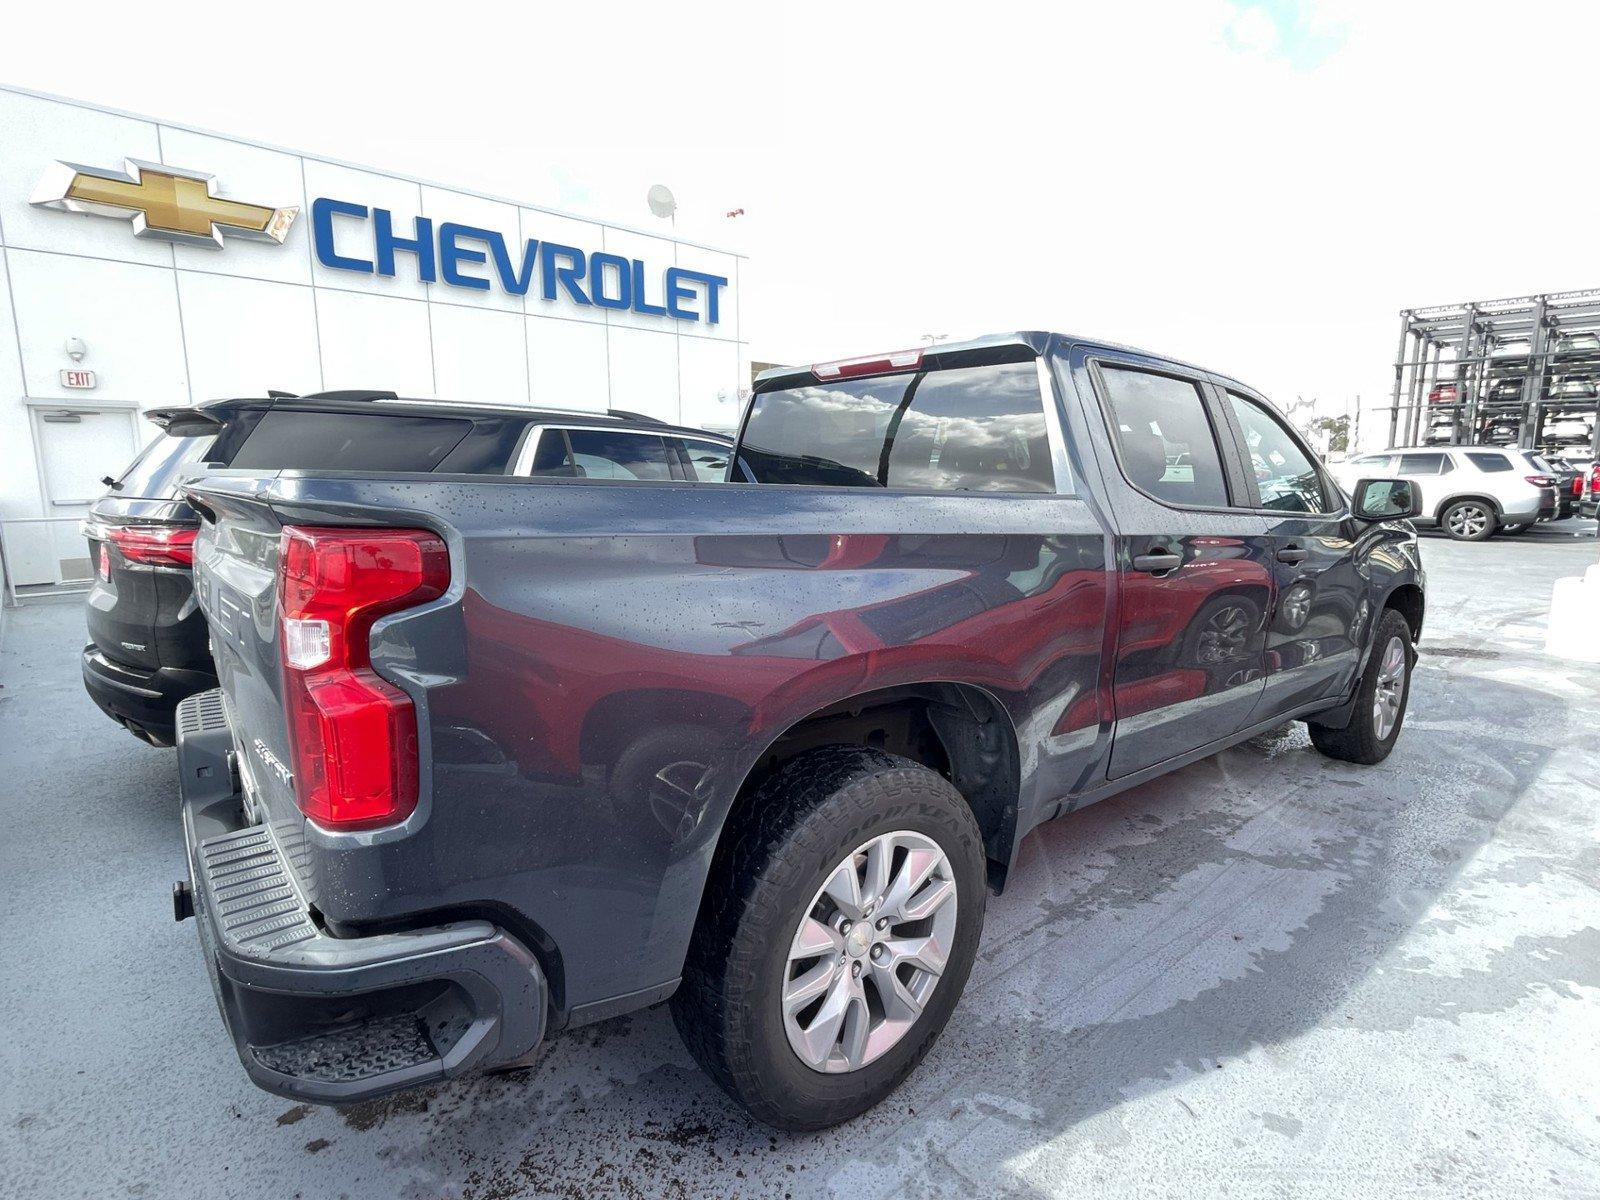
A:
1083;357;1276;780
1216;389;1364;717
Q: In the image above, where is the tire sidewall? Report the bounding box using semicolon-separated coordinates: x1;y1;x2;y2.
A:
1364;612;1413;752
736;767;986;1125
1442;500;1496;541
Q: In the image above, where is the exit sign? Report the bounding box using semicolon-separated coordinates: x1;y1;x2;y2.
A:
59;368;97;390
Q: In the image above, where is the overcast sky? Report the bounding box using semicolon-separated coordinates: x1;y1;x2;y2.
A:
3;0;1596;434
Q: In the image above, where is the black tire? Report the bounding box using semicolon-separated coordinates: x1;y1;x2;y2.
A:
1500;522;1529;535
1308;608;1414;765
671;746;986;1130
1439;499;1497;541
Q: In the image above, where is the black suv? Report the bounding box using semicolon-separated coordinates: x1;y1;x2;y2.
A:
82;391;741;745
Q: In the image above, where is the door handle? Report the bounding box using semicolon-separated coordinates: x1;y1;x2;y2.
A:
1275;546;1308;565
1131;550;1183;573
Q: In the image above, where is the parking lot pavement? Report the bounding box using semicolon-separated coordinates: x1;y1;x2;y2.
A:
2;523;1597;1200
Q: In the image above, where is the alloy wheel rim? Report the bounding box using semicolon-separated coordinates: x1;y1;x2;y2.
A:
1372;635;1406;740
781;830;958;1074
1448;504;1488;537
1198;606;1250;663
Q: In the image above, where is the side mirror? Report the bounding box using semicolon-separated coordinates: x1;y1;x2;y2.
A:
1351;477;1421;521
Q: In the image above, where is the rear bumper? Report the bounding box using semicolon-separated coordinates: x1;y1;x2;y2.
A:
82;643;215;746
176;690;547;1105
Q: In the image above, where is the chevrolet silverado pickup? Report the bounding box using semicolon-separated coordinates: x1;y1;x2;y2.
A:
174;332;1425;1130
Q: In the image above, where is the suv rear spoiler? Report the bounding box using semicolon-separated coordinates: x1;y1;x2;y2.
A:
145;406;227;437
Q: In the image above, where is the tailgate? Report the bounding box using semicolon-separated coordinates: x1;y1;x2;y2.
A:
187;480;308;877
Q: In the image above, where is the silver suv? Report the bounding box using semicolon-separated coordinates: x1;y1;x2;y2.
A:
1332;446;1555;541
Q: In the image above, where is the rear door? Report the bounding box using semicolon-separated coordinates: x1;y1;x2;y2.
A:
1393;450;1454;517
1078;351;1275;780
1215;388;1365;717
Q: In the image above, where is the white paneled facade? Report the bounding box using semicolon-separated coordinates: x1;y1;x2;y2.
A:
0;86;750;588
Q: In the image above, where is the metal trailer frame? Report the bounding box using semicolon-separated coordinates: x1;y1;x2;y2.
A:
1385;290;1600;460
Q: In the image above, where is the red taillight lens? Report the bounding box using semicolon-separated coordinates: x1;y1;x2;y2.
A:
813;348;923;380
107;524;198;567
277;526;449;831
1574;475;1585;497
1526;475;1556;487
98;543;111;581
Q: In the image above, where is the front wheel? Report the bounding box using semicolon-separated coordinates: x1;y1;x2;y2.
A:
672;747;986;1130
1440;499;1497;541
1308;608;1414;764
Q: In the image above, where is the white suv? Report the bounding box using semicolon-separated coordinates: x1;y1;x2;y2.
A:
1331;446;1555;541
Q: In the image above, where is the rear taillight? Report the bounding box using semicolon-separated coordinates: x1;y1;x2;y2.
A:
1574;475;1585;497
1526;475;1556;487
107;524;198;567
98;543;111;581
813;348;923;380
277;526;449;831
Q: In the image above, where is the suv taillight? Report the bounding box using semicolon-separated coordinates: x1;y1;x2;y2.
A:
1526;475;1556;487
277;526;449;831
107;524;198;567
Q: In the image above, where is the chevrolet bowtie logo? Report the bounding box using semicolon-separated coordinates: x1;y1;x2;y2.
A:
31;159;298;249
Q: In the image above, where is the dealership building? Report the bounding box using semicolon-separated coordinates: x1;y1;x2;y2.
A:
0;85;750;596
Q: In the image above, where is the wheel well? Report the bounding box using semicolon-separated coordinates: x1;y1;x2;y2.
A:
728;683;1021;890
1434;493;1500;521
1384;583;1425;642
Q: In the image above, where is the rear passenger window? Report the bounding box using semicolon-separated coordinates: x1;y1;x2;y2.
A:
1226;392;1329;513
1098;366;1230;507
678;438;734;482
740;360;1055;493
564;430;672;480
1397;452;1449;475
228;410;471;472
1464;452;1513;473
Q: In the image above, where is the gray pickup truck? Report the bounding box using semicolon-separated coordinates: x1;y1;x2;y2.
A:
175;331;1425;1129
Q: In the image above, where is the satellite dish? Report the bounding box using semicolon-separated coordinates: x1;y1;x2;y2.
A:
646;184;677;220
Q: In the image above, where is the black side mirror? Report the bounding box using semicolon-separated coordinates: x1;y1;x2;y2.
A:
1351;477;1421;521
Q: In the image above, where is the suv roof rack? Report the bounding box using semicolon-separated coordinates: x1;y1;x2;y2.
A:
605;408;667;424
293;389;401;403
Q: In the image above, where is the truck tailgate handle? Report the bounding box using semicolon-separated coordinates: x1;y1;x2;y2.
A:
1131;550;1183;573
1275;546;1309;564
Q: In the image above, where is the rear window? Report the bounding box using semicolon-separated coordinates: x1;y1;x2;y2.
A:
113;431;219;499
227;410;472;472
740;361;1054;493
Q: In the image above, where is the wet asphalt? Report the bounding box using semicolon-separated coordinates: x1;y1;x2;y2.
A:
1;520;1597;1199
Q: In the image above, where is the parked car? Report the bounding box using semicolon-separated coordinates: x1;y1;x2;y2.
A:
1580;459;1600;520
1331;445;1556;540
172;332;1425;1129
82;392;740;745
1519;450;1582;520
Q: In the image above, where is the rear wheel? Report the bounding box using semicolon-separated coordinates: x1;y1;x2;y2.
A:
1309;608;1413;764
672;747;986;1130
1440;499;1497;541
